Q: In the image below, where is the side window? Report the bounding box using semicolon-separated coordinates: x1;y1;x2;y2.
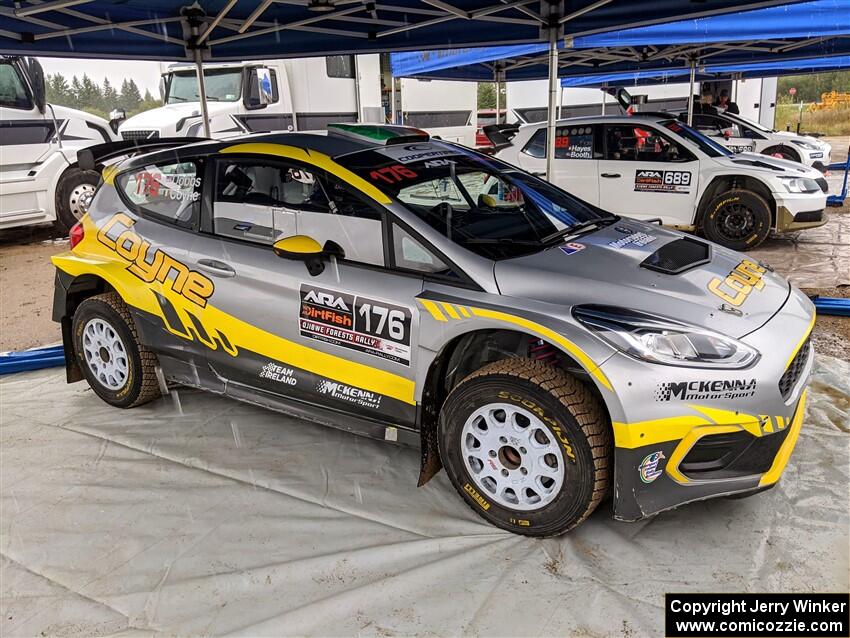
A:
297;175;385;267
692;115;722;136
212;159;326;245
392;224;450;275
326;55;355;79
604;125;691;163
117;160;201;226
0;62;32;110
522;126;596;159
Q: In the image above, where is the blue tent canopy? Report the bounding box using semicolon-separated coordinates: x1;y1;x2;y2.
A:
0;0;805;61
559;55;850;87
390;0;850;80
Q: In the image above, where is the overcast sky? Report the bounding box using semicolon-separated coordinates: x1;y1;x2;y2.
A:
39;57;165;95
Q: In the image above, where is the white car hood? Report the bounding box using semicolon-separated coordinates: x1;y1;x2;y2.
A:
120;102;234;129
714;152;822;178
771;130;830;149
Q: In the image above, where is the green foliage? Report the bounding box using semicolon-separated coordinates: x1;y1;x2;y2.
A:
44;72;159;118
478;82;496;109
776;71;850;104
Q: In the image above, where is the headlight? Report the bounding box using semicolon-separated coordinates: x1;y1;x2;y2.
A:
790;139;819;150
573;306;760;368
778;176;820;193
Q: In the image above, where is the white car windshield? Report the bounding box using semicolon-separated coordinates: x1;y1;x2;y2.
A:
338;143;615;260
166;69;242;104
662;120;733;158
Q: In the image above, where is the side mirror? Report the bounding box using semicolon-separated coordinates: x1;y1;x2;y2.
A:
108;108;126;134
272;235;344;276
25;58;47;113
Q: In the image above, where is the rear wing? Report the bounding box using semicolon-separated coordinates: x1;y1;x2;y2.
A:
77;137;209;172
481;123;520;153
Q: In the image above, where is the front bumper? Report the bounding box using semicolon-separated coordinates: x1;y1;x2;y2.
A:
774;191;828;232
602;288;816;521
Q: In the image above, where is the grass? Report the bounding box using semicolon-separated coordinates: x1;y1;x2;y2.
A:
774;103;850;137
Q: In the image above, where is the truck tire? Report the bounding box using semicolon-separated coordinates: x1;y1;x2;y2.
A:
701;189;771;250
439;358;611;537
72;292;161;409
55;167;99;233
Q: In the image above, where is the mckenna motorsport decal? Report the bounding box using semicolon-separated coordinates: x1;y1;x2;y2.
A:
634;169;692;194
299;284;412;366
378;143;459;165
639;451;665;483
259;362;297;386
607;231;657;249
655;378;757;402
316;379;382;410
559;242;585;256
97;213;214;308
707;259;767;306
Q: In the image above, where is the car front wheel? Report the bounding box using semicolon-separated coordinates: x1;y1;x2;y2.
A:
701;188;771;250
439;358;611;536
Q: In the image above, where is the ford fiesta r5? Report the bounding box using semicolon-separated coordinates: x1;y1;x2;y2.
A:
52;124;814;536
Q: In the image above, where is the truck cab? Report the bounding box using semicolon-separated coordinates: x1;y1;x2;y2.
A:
118;56;385;140
0;56;117;232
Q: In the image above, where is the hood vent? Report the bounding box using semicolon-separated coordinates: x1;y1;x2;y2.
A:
640;237;711;275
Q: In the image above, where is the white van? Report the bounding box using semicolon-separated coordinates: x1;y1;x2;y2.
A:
119;56;385;140
395;77;477;147
0;56;118;232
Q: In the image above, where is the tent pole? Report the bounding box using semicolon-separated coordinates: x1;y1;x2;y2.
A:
193;46;211;138
545;26;558;182
494;68;500;125
601;85;606;115
687;57;696;126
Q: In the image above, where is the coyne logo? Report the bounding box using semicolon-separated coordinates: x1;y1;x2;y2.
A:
639;451;665;483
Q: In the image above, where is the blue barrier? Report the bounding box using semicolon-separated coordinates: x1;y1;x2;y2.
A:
0;345;66;375
811;296;850;317
826;153;849;207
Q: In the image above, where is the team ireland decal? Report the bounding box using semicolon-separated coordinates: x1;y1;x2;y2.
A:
639;451;666;483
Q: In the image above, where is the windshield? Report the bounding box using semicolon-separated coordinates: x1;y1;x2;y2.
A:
166;69;242;104
337;143;613;260
661;120;733;158
725;111;773;133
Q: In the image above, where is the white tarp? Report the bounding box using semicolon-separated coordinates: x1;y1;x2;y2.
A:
2;355;849;637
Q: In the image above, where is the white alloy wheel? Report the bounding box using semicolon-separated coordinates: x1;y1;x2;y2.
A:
82;317;129;390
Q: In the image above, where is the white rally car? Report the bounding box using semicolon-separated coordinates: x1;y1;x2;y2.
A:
496;115;828;251
677;110;833;172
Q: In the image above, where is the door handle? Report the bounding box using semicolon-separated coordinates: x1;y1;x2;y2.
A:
601;173;621;178
531;170;547;176
196;259;236;277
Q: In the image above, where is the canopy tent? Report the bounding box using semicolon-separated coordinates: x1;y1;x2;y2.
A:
389;0;850;81
559;54;850;86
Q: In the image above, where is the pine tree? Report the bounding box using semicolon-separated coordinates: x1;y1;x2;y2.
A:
102;77;118;111
70;75;83;109
45;73;72;106
120;78;142;111
78;74;102;110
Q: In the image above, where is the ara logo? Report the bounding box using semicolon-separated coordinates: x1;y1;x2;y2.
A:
639;451;665;483
655;378;757;401
637;170;662;179
303;289;349;311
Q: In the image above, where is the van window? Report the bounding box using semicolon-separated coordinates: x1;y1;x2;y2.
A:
326;56;355;79
0;62;32;110
117;161;201;226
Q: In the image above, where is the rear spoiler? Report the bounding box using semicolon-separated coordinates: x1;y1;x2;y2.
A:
78;137;209;172
481;123;520;153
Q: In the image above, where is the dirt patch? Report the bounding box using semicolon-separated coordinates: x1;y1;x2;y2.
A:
800;286;850;362
0;226;65;352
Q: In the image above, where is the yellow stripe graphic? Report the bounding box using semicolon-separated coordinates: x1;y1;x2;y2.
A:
419;299;447;322
785;311;816;370
440;302;460;319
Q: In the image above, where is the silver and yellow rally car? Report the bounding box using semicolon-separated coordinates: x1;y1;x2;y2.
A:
52;124;814;536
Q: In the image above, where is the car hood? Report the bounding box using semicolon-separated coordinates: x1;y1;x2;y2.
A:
772;130;830;148
119;102;234;129
494;221;790;339
713;152;819;177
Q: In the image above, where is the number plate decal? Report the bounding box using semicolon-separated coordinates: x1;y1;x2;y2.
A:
634;170;692;194
299;284;412;366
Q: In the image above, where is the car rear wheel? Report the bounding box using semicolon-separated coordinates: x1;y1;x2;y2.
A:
72;292;161;408
701;188;771;250
439;358;611;536
55;167;99;233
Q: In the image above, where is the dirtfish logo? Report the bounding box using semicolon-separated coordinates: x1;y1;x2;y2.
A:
655;379;757;401
639;451;665;483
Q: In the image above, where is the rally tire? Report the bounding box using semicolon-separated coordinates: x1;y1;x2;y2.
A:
55;167;99;233
439;358;611;537
72;292;161;408
701;189;771;251
763;145;800;163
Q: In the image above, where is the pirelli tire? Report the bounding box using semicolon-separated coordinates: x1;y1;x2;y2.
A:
439;358;611;537
701;188;771;251
72;292;161;409
55;167;99;233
